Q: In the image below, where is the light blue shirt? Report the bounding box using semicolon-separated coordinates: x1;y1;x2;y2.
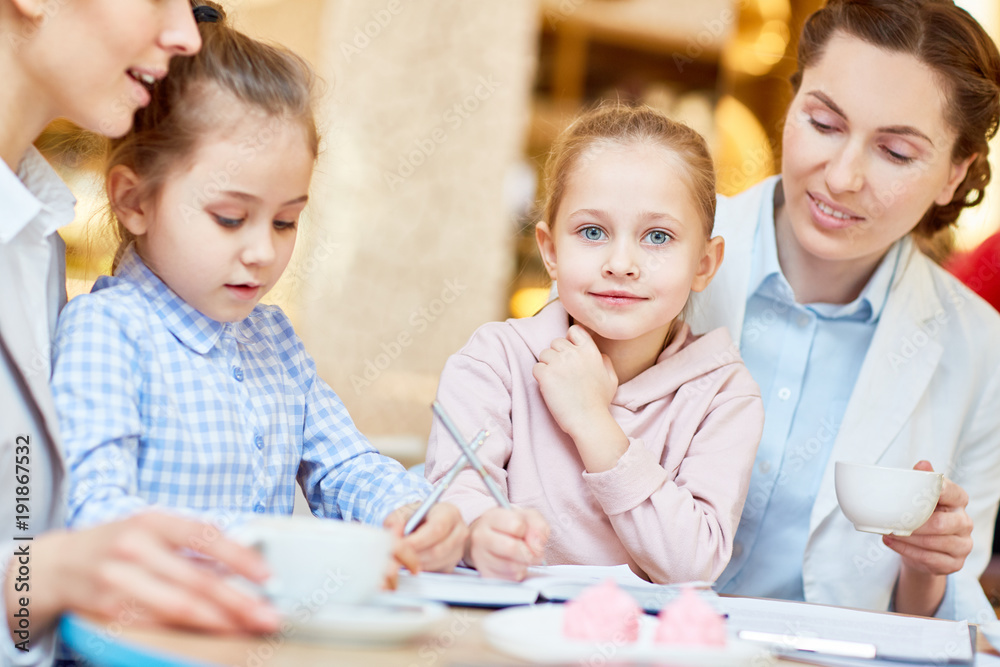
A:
717;186;902;600
51;245;430;529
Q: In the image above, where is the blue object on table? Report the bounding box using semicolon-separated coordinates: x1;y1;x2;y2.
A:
59;614;214;667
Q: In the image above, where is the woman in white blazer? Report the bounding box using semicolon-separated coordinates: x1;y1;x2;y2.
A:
1;2;279;664
688;0;1000;622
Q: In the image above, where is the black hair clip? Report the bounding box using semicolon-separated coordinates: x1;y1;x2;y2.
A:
193;5;221;23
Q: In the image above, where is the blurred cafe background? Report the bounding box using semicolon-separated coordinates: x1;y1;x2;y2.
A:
37;0;1000;589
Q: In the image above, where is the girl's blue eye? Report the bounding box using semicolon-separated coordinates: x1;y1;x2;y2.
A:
645;230;670;245
213;215;243;228
581;226;606;241
274;220;297;231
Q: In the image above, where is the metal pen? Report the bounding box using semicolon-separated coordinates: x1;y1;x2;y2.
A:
403;429;488;535
432;400;512;511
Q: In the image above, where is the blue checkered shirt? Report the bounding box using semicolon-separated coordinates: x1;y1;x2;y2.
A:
51;245;430;529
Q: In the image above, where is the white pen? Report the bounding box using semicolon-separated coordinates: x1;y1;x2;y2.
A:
737;630;877;659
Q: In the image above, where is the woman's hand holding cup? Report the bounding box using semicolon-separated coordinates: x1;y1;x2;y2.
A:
883;461;974;616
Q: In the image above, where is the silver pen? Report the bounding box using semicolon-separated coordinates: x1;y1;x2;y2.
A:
432;400;512;511
403;429;488;535
737;631;877;659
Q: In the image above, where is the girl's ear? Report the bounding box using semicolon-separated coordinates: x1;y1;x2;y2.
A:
535;221;559;282
107;165;149;236
690;236;725;293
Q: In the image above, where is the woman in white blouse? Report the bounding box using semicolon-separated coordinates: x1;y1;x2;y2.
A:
0;2;280;664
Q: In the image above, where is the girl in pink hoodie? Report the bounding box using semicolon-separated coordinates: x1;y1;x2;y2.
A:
425;104;764;583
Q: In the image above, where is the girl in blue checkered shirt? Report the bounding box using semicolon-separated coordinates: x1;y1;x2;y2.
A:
50;2;466;579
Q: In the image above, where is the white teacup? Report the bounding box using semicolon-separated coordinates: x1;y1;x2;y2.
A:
834;461;943;536
229;516;392;613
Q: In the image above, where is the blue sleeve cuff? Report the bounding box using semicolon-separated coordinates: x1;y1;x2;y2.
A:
887;574;955;619
932;575;958;620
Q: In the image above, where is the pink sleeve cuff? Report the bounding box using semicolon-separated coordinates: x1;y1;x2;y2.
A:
582;439;669;516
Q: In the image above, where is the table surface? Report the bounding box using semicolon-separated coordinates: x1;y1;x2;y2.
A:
64;606;1000;667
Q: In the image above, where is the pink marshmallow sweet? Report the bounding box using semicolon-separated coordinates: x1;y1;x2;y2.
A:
562;579;642;643
654;587;727;646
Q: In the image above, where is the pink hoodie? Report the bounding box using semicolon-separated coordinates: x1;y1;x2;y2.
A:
426;301;763;583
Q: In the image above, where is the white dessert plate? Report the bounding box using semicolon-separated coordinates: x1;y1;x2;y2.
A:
483;603;770;665
283;594;448;645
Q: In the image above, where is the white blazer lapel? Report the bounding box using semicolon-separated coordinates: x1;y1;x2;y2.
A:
0;315;62;454
810;241;944;531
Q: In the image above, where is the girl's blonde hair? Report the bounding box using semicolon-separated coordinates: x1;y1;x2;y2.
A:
108;1;319;271
541;103;717;237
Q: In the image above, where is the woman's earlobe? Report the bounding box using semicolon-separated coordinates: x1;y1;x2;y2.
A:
107;165;149;236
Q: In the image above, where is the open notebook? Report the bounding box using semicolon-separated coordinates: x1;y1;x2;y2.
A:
396;564;716;612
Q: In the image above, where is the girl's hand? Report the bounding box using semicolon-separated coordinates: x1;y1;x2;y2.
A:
384;502;468;573
533;325;630;471
9;512;281;638
883;460;974;616
465;507;550;581
533;325;617;438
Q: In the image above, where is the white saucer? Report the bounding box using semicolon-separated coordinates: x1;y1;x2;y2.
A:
483;603;770;666
283;595;448;645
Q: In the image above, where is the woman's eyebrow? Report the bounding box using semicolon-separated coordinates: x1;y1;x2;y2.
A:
806;90;935;146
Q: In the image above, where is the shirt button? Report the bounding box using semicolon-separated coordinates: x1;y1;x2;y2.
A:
255;435;264;449
797;314;811;327
759;460;772;474
233;367;244;382
254;504;265;513
778;387;791;401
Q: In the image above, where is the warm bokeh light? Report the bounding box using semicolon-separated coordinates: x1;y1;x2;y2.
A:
714;95;774;197
510;287;552;319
